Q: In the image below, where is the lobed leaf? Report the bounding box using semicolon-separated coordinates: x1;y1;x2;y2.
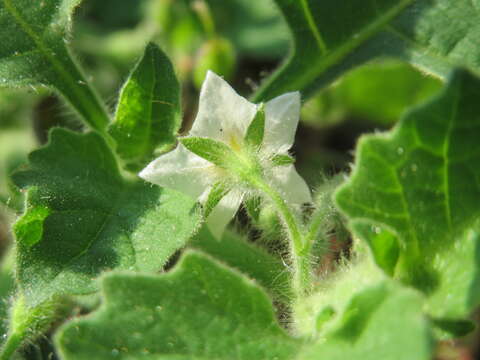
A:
56;250;433;360
12;129;201;306
299;281;433;360
336;69;480;322
253;0;480;101
56;251;300;360
0;0;109;132
191;227;292;302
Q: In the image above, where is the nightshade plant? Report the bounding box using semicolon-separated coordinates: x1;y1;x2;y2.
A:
0;0;480;359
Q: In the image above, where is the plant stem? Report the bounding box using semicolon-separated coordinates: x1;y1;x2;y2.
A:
304;202;330;255
0;296;61;360
248;177;312;298
0;332;23;360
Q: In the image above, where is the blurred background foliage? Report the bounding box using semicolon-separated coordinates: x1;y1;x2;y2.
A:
0;1;474;358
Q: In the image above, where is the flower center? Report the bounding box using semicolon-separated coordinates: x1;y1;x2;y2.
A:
228;134;242;153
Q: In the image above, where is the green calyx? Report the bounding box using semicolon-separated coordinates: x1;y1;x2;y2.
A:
179;136;264;184
244;104;266;148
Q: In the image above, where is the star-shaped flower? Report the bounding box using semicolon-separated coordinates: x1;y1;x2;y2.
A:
139;71;311;238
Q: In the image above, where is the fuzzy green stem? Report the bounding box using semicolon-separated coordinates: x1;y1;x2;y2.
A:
304;203;330;254
0;332;24;360
248;177;312;298
0;296;61;360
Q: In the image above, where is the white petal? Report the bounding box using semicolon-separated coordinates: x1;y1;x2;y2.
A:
191;71;257;142
263;92;301;153
206;189;243;239
270;164;312;206
139;144;213;198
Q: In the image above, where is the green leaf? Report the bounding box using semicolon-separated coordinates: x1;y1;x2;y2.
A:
109;43;181;170
244;103;265;147
12;129;201;306
336;69;480;321
191;227;292;302
297;241;386;336
299;281;433;360
244;196;261;222
253;0;480;102
56;249;433;360
55;251;300;360
349;222;399;277
431;318;475;338
271;154;295;167
0;0;110;132
295;242;433;358
13;203;50;247
203;182;230;218
180;136;235;168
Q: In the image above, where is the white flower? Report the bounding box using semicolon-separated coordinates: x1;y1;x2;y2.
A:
139;71;311;238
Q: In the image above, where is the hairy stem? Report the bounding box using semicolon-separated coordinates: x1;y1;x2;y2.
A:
0;296;61;360
0;332;23;360
248;177;312;300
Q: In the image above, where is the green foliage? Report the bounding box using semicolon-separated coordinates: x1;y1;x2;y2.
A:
244;103;265;147
336;70;480;322
56;250;434;360
13;205;50;247
253;0;480;101
56;251;300;360
12;129;201;306
109;43;181;170
202;182;230;218
191;227;291;302
300;281;433;360
1;1;480;358
180;136;236;168
0;0;109;131
271;154;294;167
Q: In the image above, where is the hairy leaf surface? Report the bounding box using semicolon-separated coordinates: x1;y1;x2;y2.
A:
56;251;300;360
109;43;181;170
336;70;480;321
56;250;433;359
0;0;109;131
12;129;201;306
253;0;480;101
300;281;432;360
191;227;292;302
